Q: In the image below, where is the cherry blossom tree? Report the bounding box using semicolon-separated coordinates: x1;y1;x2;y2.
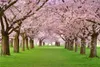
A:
63;0;100;57
0;0;48;55
69;0;100;57
41;0;100;58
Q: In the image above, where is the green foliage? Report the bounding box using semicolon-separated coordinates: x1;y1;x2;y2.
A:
0;46;100;67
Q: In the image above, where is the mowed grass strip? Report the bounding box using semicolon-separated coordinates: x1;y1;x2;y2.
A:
0;46;100;67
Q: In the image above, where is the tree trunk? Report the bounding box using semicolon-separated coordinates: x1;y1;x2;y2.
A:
70;40;74;50
43;42;45;46
14;32;19;53
89;33;98;58
75;38;78;52
22;34;25;51
26;37;29;50
57;42;60;46
39;40;42;46
55;41;60;46
32;39;34;48
30;39;34;49
1;32;10;55
80;38;86;55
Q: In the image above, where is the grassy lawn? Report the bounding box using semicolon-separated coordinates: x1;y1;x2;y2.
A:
0;46;100;67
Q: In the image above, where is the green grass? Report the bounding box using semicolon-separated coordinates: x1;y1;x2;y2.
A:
0;46;100;67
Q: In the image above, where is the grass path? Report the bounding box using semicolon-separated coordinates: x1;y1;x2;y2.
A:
0;46;100;67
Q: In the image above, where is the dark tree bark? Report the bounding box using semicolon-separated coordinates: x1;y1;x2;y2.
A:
22;33;25;51
39;40;42;46
67;40;74;51
25;36;29;50
75;38;78;52
1;32;10;55
55;41;60;46
86;20;99;58
58;42;60;46
70;40;74;50
89;33;98;58
30;39;34;49
43;42;45;46
67;40;70;50
14;32;19;53
80;38;86;55
67;40;72;50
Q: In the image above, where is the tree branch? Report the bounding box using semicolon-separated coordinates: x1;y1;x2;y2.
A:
0;0;18;18
86;19;100;25
8;21;22;34
0;16;4;32
3;14;9;32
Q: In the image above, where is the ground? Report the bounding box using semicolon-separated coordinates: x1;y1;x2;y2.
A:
0;46;100;67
